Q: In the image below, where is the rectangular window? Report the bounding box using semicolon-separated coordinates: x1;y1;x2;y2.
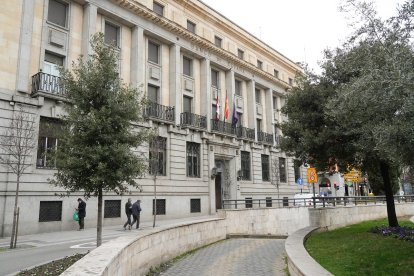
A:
187;20;196;33
104;200;121;218
235;80;242;96
294;162;301;182
183;96;192;113
187;142;200;177
104;21;120;47
255;88;261;103
289;78;293;86
245;197;253;208
274;69;279;78
257;60;263;69
190;198;201;213
266;197;272;207
183;56;192;77
238;49;244;59
262;154;270;181
212;104;217;119
44;52;64;76
153;199;166;215
153;2;164;16
237;112;243;127
279;157;287;183
241;151;251;180
214;36;222;48
256;119;261;133
148;41;160;64
48;0;67;28
211;69;219;87
39;201;62;222
37;117;63;168
273;97;277;110
147;85;159;103
149;136;167;176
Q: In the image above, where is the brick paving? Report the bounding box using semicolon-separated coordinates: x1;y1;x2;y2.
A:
161;238;287;276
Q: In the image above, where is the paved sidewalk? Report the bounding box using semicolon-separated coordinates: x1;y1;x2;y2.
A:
161;238;287;276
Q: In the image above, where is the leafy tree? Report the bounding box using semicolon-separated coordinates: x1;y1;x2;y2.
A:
51;33;150;246
280;0;414;227
0;106;36;248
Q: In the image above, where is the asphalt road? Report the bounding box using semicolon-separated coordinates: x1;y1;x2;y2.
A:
0;227;136;276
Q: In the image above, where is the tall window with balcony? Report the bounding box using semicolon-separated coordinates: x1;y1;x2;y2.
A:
235;79;242;96
279;157;287;183
237;112;243;127
261;155;270;181
214;36;222;48
44;52;63;77
48;0;68;28
187;20;196;34
148;41;160;64
149;136;167;176
183;56;192;77
241;151;251;180
211;69;219;88
186;142;200;177
37;117;63;168
153;2;164;16
104;21;120;47
255;88;261;103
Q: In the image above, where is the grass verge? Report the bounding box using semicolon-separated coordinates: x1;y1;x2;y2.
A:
305;219;414;276
17;253;86;276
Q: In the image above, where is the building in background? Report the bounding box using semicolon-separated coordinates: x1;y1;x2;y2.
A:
0;0;304;237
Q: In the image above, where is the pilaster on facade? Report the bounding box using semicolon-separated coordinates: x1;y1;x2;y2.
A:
131;26;145;88
200;58;212;130
169;44;181;126
82;3;98;58
246;80;256;134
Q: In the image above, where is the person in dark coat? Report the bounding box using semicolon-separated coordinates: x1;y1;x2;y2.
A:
123;198;133;230
131;200;142;229
76;198;86;230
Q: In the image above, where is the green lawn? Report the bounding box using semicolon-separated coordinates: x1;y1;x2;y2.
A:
305;219;414;276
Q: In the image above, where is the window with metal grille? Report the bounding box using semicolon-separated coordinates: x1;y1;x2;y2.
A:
283;197;289;206
48;0;68;28
183;56;192;77
235;79;242;96
266;197;272;207
214;36;222;48
153;2;164;16
104;21;120;47
245;197;253;208
187;142;200;177
262;155;270;181
39;201;62;222
149;136;167;176
104;200;121;218
190;198;201;213
241;151;251;180
187;20;196;33
279;157;287;182
37;117;63;168
152;199;166;215
148;41;160;64
238;49;244;60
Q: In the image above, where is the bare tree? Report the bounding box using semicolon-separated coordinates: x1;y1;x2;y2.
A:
270;157;281;207
0;106;37;249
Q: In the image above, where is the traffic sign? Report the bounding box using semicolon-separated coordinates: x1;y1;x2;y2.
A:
297;177;303;185
307;168;318;183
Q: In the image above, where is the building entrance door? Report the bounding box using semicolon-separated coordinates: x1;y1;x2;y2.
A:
215;172;222;210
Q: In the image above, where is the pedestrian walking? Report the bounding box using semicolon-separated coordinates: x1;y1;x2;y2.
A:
131;199;142;229
76;198;86;230
123;198;133;230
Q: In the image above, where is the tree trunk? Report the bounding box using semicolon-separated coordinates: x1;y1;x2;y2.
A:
97;187;103;247
153;175;157;228
10;174;20;249
379;161;399;227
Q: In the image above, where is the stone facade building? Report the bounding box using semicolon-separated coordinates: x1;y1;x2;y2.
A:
0;0;306;237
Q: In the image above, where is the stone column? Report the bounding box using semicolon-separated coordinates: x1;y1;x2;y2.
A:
82;3;97;57
16;0;36;93
200;58;211;130
130;26;145;88
169;44;181;125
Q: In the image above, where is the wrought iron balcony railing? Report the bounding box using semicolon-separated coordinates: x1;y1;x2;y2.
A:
211;119;236;136
31;72;65;97
236;126;255;141
257;131;274;145
180;112;207;130
145;101;175;123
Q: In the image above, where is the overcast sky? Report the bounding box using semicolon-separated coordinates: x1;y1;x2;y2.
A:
201;0;406;72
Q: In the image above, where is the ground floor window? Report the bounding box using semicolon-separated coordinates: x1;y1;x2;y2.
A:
153;199;166;215
190;198;201;213
245;197;253;208
39;201;62;222
261;154;269;181
241;151;251;180
187;142;200;177
104;200;121;218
